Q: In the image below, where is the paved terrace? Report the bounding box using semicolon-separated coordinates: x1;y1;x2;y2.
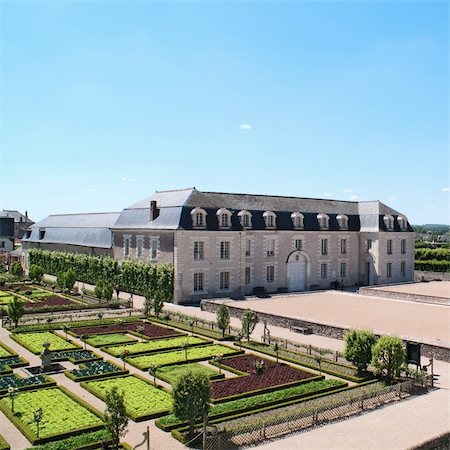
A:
369;280;450;299
215;290;450;347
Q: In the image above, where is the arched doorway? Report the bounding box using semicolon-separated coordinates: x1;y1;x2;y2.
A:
287;251;308;292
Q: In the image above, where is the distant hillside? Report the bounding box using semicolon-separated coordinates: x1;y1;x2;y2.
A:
413;224;450;234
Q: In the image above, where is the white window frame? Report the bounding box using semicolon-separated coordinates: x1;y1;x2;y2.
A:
194;241;204;261
123;235;131;258
266;238;275;257
263;211;277;228
191;207;207;228
150;238;159;260
238;210;252;228
366;239;372;250
220;241;230;260
294;239;303;251
245;238;251;257
193;272;204;292
291;212;304;229
317;213;329;229
219;271;230;290
266;265;275;283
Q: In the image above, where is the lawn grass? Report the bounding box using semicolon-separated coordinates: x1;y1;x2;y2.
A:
0;387;103;442
82;375;172;420
11;332;78;354
85;333;137;347
104;335;209;357
156;363;222;385
127;344;239;369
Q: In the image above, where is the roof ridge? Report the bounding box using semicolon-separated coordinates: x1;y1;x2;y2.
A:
46;212;121;217
155;187;195;193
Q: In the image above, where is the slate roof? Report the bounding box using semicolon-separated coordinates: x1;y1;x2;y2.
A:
22;212;120;248
0;210;33;224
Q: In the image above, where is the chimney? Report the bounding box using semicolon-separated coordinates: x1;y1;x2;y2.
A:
25;211;28;222
150;201;159;221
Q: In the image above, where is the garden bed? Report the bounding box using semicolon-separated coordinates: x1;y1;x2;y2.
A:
66;360;127;382
84;333;137;347
23;296;77;310
103;335;210;357
210;354;317;401
10;332;79;354
51;350;101;364
0;356;28;375
81;375;172;421
0;342;15;359
0;373;56;394
156;363;224;385
127;344;241;370
0;386;104;445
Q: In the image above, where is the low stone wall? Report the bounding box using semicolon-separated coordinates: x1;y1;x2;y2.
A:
203;300;450;362
358;286;449;306
415;270;450;282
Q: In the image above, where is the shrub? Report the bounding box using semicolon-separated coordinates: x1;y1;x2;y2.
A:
372;336;405;383
344;329;376;374
10;262;23;278
29;264;44;282
216;304;230;337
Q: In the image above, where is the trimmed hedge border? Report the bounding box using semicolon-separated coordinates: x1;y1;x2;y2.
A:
0;374;57;395
0;342;17;359
0;433;9;450
0;386;104;445
0;356;28;375
9;331;82;355
65;359;129;382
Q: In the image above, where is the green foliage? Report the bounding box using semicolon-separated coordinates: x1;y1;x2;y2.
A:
10;262;23;278
7;296;24;327
414;260;450;272
94;280;115;301
153;291;165;318
241;310;258;341
85;333;137;347
216;304;230;337
104;386;128;450
172;370;210;438
11;331;77;354
371;336;405;383
29;429;110;450
28;264;44;282
57;269;76;292
344;329;376;374
28;249;173;298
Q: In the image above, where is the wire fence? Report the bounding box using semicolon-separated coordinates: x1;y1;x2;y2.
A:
204;378;428;449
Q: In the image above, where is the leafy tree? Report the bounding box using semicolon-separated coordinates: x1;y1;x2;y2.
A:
173;370;210;439
148;363;159;386
153;291;165;318
241;310;258;341
372;336;405;383
94;280;105;299
10;262;23;278
143;290;153;317
104;386;128;450
63;268;76;292
157;264;173;302
7;296;24;327
28;264;44;282
344;329;376;374
216;303;230;337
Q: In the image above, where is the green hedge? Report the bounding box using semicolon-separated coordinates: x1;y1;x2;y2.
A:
415;248;450;262
0;433;9;450
29;430;110;450
414;260;450;272
28;249;174;298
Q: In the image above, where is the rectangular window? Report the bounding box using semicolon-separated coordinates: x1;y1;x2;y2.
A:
193;273;204;292
221;214;229;227
387;262;392;278
266;265;275;283
124;237;130;257
245;239;251;257
387;239;393;255
367;239;372;250
340;239;347;255
220;241;230;260
401;261;406;277
220;271;230;290
294;239;303;251
401;239;406;254
266;238;275;256
245;267;251;284
320;263;328;279
321;239;328;256
137;237;144;258
340;262;347;279
194;241;204;261
151;239;158;260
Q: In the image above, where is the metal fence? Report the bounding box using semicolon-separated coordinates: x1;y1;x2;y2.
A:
204;379;426;449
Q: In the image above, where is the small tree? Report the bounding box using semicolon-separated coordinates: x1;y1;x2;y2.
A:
7;296;24;327
241;310;258;341
181;341;190;361
273;342;280;364
63;325;70;339
344;329;376;374
94;280;105;300
143;291;153;317
7;387;19;414
29;264;44;283
148;363;159;386
173;370;210;439
10;262;23;278
30;407;44;439
80;334;88;350
372;335;405;383
63;269;76;292
153;291;164;318
104;386;128;450
216;303;230;338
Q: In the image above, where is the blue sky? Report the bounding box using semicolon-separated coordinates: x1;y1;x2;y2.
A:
1;1;448;224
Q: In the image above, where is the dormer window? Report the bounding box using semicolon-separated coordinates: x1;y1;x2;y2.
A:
24;230;31;239
383;215;394;231
216;208;232;228
398;215;407;231
263;211;277;228
238;210;252;228
39;228;46;240
291;212;304;229
337;214;349;230
190;207;207;228
317;213;329;229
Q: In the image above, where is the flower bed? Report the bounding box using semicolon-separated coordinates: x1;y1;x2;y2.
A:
81;375;172;421
0;343;14;359
11;332;79;354
71;321;182;339
66;360;126;381
104;336;209;357
23;296;76;309
156;363;224;385
85;333;137;347
0;356;28;375
0;373;55;394
211;354;316;401
0;387;104;444
127;344;240;370
51;350;100;363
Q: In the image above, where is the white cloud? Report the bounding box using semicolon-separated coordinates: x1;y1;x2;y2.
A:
120;177;137;183
322;192;333;198
85;188;95;193
441;187;450;192
389;196;396;202
350;195;359;201
342;188;352;194
240;123;252;130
